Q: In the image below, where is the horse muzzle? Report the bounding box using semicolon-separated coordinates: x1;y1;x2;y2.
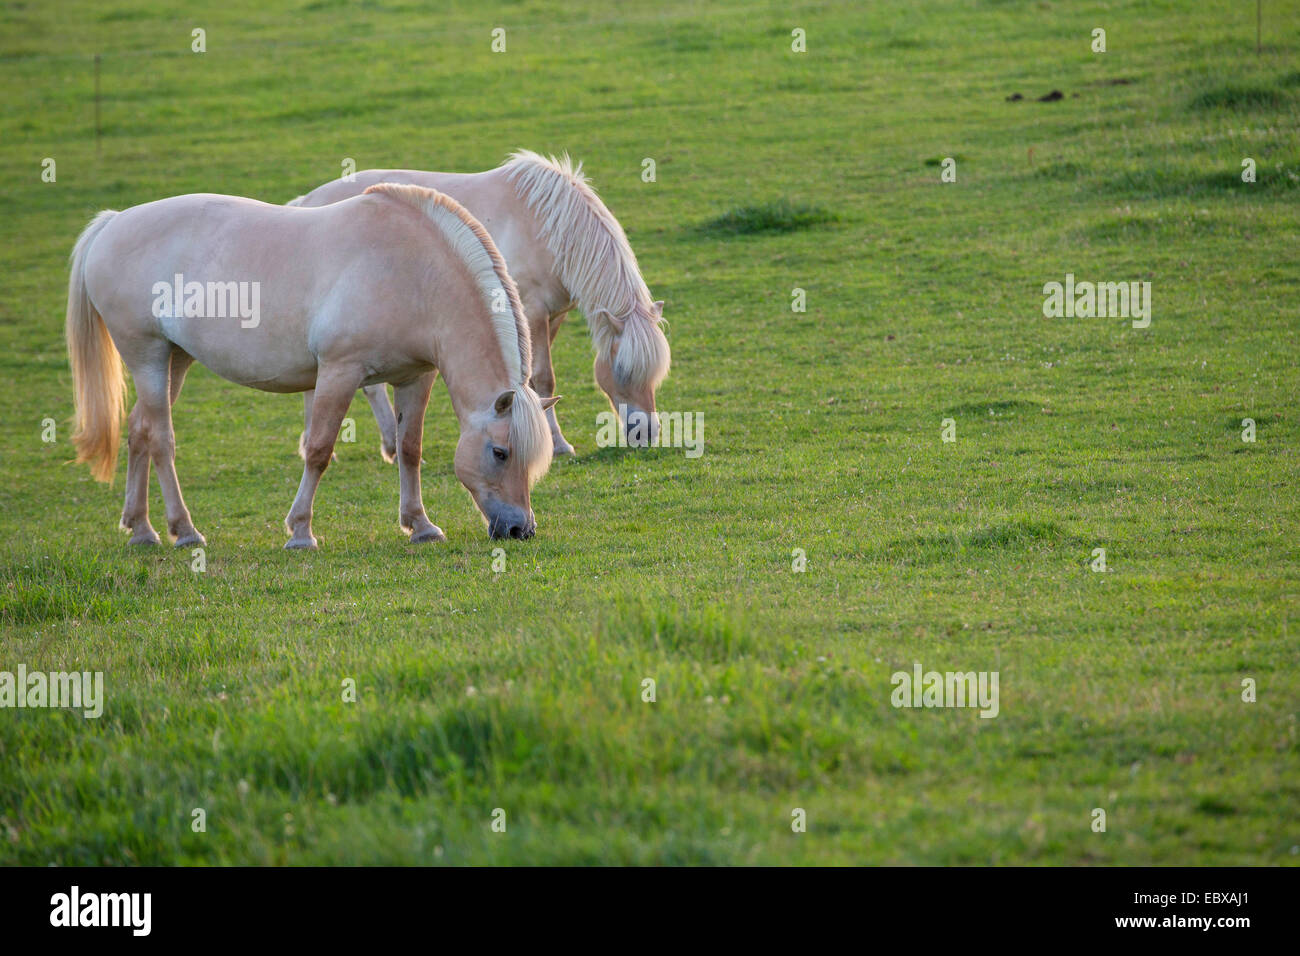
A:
623;407;658;448
487;506;535;540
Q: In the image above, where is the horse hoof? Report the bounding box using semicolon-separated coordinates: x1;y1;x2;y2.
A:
128;530;161;546
380;443;398;464
285;536;318;550
410;525;446;543
553;439;576;456
174;532;205;548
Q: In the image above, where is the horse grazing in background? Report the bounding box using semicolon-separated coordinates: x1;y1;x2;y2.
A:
288;150;671;457
65;184;555;549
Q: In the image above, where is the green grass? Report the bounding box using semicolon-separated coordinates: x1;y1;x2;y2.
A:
700;199;839;235
1188;76;1299;110
1;0;1298;865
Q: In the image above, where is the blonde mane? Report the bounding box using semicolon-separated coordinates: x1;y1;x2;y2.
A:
503;150;670;390
364;182;530;385
363;183;551;483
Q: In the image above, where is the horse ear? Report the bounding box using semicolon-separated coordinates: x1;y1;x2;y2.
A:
539;395;562;411
651;300;665;316
591;307;626;332
494;390;515;416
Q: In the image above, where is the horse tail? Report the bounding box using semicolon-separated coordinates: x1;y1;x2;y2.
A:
66;209;125;483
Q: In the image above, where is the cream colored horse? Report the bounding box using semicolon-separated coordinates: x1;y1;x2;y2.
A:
289;150;670;456
66;184;555;549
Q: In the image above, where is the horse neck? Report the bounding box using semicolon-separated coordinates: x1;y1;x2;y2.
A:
436;310;516;425
492;182;572;314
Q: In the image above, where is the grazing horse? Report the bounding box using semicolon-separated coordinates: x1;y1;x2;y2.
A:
66;184;555;549
288;150;671;456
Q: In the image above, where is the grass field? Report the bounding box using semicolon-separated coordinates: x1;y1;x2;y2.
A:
1;0;1298;865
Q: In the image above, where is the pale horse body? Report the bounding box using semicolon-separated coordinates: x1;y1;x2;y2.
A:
66;184;555;548
288;150;670;458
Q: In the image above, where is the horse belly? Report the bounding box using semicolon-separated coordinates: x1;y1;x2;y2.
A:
161;312;318;392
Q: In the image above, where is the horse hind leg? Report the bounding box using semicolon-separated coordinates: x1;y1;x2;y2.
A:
121;348;195;546
168;348;194;405
131;349;203;547
120;402;160;545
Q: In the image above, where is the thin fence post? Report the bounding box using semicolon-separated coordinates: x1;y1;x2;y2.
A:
94;53;101;155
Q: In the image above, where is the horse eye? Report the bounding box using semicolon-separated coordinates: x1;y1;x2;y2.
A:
492;446;509;462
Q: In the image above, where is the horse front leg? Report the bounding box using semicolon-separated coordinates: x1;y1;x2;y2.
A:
393;372;443;543
298;388;313;461
363;385;398;464
285;365;363;550
533;308;574;456
297;387;340;465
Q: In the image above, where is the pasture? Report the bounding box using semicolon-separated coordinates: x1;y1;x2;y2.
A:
0;0;1297;864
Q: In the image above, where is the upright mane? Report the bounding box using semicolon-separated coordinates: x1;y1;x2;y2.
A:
363;183;551;483
502;150;670;390
363;182;530;385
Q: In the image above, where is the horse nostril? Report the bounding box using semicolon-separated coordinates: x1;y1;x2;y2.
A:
509;524;525;539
